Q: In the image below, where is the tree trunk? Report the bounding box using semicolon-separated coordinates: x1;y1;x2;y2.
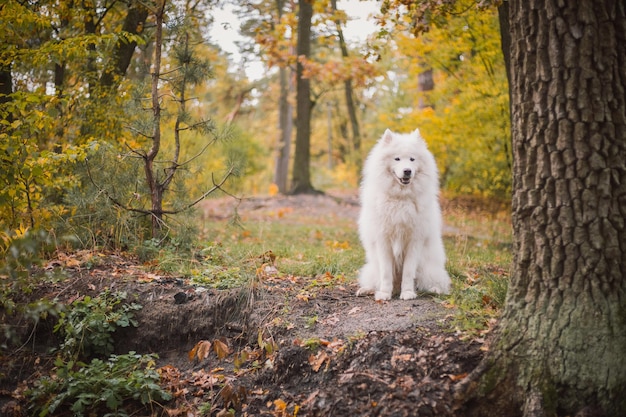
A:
272;0;293;194
145;0;167;238
290;0;316;194
0;65;13;122
417;68;434;109
274;65;294;193
99;3;149;88
498;1;512;119
460;1;626;416
82;0;97;94
331;0;362;169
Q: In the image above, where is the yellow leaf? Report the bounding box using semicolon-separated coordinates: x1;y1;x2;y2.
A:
213;339;231;360
309;351;329;372
273;399;287;411
268;183;279;196
189;340;211;361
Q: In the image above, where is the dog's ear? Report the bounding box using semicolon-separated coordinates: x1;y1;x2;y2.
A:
381;129;394;144
412;128;421;138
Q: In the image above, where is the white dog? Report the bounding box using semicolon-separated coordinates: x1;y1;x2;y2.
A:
357;128;450;300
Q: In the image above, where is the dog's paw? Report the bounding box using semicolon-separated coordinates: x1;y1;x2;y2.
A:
356;287;375;296
399;290;417;300
426;281;450;295
425;285;449;295
374;291;392;301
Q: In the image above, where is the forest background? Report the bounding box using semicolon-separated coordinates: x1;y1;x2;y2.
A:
0;0;509;248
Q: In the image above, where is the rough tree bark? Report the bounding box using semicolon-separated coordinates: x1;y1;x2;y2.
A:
290;0;316;194
459;1;626;416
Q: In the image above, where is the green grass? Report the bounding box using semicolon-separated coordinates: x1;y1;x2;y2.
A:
443;201;513;333
151;196;512;333
197;217;363;283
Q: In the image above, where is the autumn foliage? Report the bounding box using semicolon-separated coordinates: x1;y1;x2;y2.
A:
0;0;510;247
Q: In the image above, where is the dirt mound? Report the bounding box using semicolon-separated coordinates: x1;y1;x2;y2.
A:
246;329;483;416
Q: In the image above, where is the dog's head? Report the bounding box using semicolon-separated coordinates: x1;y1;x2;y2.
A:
381;129;425;186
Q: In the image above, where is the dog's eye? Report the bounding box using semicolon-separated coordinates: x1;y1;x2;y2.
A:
410;157;415;162
394;157;400;161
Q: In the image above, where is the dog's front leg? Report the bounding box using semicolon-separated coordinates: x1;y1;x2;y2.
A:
399;244;419;300
374;244;394;300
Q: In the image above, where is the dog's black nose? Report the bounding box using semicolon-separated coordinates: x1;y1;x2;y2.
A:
403;169;412;177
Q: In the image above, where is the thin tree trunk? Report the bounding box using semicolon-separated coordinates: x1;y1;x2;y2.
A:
145;0;167;238
274;65;294;193
498;1;512;118
459;1;626;416
290;0;316;194
82;0;97;95
417;68;434;109
326;101;333;169
272;0;293;193
331;0;362;169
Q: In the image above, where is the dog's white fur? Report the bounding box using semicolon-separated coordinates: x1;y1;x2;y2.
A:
357;128;450;300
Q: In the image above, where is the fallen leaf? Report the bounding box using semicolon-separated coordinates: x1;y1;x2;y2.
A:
327;339;344;351
296;292;310;302
397;375;416;390
188;340;212;362
273;398;287;411
318;338;331;346
250;388;266;395
391;353;412;367
339;372;355;383
259;250;277;264
447;372;468;381
302;389;319;406
347;306;362;315
213;339;231;360
165;407;186;416
216;409;235;417
309;350;329;372
276;207;293;218
268;183;279;196
321;315;339;326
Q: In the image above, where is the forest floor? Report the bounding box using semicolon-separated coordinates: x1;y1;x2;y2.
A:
1;192;499;417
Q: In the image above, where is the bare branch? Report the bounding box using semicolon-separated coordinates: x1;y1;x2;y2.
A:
177;135;219;167
163;166;239;215
124;125;153;141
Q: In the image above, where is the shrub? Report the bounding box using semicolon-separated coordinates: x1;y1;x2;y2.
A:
54;290;142;359
27;352;172;417
0;230;64;350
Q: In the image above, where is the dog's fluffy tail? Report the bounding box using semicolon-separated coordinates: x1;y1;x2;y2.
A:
417;266;451;294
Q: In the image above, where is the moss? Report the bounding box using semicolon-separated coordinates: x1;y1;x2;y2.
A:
478;356;508;397
538;378;558;416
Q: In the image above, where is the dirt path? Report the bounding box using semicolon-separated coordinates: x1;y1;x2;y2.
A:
199;191;453;338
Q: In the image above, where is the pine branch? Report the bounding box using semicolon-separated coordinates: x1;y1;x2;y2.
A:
84;159;151;216
172;166;239;214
